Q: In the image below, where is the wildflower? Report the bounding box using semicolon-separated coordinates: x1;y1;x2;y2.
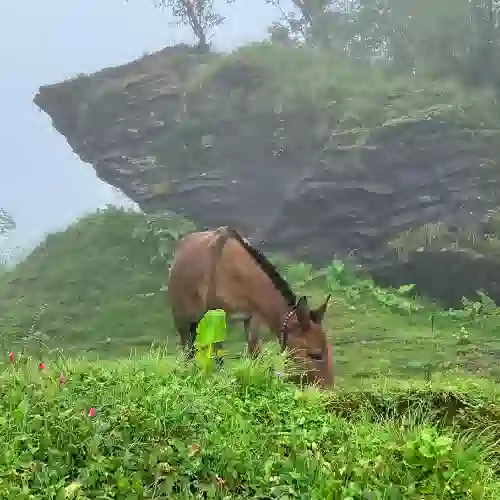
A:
88;407;96;417
59;373;66;385
8;352;14;363
189;443;201;456
39;362;45;370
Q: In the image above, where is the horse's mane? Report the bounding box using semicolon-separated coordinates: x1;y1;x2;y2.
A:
226;228;296;307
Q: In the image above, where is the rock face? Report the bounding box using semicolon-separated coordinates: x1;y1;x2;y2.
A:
34;44;500;306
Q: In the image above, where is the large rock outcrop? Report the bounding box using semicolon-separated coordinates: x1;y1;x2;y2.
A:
34;43;500;305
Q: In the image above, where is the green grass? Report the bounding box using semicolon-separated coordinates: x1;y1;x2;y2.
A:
0;208;173;359
2;207;500;497
1;206;499;382
1;350;500;499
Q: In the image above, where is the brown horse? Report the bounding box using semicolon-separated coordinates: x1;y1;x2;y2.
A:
167;226;334;388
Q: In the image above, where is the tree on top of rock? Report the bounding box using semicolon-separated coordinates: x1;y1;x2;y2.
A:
154;0;235;51
265;0;357;49
266;0;500;86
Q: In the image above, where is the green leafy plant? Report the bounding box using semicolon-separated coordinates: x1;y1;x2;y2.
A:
368;283;422;315
324;259;353;290
283;262;316;289
441;289;499;322
321;257;422;315
402;427;460;495
454;326;471;346
463;290;498;317
131;211;195;265
195;309;227;372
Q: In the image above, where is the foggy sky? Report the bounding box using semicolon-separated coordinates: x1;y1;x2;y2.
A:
0;0;279;253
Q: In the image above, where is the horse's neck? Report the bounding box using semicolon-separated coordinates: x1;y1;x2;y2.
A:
242;265;290;334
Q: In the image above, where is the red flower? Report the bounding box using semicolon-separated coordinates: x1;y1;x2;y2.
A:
59;373;66;385
38;362;45;370
88;407;96;417
8;352;14;363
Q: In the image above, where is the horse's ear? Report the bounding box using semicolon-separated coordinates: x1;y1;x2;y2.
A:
310;294;331;324
295;296;310;330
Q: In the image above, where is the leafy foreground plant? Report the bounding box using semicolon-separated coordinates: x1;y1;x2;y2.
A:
0;352;498;499
195;309;227;372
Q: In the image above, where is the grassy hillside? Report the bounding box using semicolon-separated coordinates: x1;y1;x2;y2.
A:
1;206;500;382
2;207;500;497
0;208;172;359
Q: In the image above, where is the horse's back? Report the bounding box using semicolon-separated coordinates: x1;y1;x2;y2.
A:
167;229;224;319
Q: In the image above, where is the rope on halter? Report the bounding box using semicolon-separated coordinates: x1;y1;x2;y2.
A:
279;307;297;350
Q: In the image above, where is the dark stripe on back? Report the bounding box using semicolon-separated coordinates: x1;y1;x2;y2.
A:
226;228;296;307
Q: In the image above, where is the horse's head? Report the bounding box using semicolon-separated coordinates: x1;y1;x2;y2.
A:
282;294;334;389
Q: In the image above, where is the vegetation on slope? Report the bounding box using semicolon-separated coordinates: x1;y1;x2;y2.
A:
1;352;500;499
0;208;175;358
154;0;500;93
161;41;500;167
61;41;500;175
1;207;499;382
184;42;498;125
389;215;500;264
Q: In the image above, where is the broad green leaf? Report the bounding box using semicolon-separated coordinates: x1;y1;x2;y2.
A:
196;309;227;347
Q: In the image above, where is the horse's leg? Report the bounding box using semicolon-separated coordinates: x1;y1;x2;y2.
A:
175;315;198;361
245;315;261;359
186;321;200;360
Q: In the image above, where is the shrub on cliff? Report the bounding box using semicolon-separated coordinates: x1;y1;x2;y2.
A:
180;42;499;133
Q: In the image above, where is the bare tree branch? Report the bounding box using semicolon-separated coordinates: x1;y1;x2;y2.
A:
154;0;235;50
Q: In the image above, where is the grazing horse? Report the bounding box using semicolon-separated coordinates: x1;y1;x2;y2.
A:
167;226;334;388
